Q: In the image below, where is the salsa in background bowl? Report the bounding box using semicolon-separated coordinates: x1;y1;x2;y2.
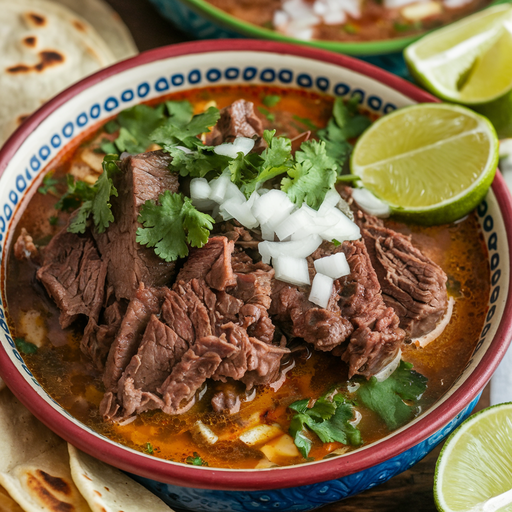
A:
0;41;511;512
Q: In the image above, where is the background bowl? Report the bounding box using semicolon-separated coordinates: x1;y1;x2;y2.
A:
0;40;511;512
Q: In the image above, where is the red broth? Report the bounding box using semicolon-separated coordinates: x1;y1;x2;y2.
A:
5;85;490;469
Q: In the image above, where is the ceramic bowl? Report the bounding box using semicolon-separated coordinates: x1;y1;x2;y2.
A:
0;40;511;512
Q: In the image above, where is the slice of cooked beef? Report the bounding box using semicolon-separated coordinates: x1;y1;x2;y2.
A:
82;299;125;369
344;187;449;340
336;239;404;378
102;283;165;391
203;99;264;147
211;384;242;415
36;229;107;329
94;151;178;301
158;335;239;415
176;236;237;291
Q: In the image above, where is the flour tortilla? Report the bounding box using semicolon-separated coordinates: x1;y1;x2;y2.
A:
0;388;92;511
0;0;117;145
68;444;174;512
52;0;138;61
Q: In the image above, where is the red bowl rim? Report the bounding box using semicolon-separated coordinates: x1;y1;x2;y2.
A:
1;39;511;492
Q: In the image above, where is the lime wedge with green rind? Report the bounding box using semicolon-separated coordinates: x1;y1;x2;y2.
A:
434;402;512;512
404;4;512;138
350;103;498;225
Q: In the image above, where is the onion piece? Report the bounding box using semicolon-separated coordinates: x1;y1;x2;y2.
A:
209;173;231;203
224;180;246;204
213;137;255;158
252;190;295;228
352;188;391;218
412;297;455;348
273;256;310;286
314;252;350;279
309;273;334;309
274;205;314;241
190;178;211;200
258;234;323;261
318;188;342;215
220;198;259;229
373;350;402;382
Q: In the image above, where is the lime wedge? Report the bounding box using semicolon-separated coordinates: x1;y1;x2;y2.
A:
350;103;498;225
434;403;512;512
404;4;512;138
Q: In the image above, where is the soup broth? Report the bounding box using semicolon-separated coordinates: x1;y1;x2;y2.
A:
4;85;490;469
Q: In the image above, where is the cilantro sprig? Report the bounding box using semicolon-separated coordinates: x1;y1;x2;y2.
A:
186;452;208;466
65;155;120;234
136;191;214;262
356;360;428;430
289;391;362;459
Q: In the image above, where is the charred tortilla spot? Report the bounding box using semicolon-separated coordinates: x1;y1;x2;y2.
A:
23;36;37;47
83;474;92;481
6;64;31;73
27;12;46;26
38;470;72;495
73;20;86;32
25;472;74;512
94;490;102;497
35;51;64;71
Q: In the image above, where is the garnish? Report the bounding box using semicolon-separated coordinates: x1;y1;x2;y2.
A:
49;215;58;226
145;442;154;454
186;453;208;466
98;138;118;155
262;95;281;108
15;337;38;355
356;360;428;430
38;172;59;196
136;191;214;262
289;391;362;459
67;155;119;234
281;140;337;209
317;94;371;174
258;106;275;123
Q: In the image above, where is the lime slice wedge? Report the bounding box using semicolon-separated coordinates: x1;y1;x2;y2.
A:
404;4;512;138
350;103;498;225
434;403;512;512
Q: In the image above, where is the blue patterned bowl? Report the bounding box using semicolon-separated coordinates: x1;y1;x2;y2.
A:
0;41;511;512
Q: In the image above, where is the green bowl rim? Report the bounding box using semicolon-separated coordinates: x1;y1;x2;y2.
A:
177;0;506;56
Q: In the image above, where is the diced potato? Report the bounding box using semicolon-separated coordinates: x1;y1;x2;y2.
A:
18;310;46;347
239;424;283;447
69;162;100;185
191;420;218;446
401;1;442;20
255;457;279;469
260;434;300;462
80;147;105;173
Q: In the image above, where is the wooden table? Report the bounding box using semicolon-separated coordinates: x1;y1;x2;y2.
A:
103;1;492;509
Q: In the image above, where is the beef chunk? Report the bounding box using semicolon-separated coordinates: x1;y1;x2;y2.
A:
337;240;404;378
94;151;178;301
36;229;107;329
102;284;165;391
203;99;264;147
157;335;239;415
211;382;242;415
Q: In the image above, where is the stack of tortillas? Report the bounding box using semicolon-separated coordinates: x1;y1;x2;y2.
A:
0;0;137;146
0;387;174;512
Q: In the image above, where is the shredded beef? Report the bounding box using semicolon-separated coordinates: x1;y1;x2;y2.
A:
211;383;242;415
94;151;178;301
203;99;264;148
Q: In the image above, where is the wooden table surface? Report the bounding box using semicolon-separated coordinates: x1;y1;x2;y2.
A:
103;1;492;509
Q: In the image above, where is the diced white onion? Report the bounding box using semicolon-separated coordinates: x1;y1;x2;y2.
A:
190;178;211;200
258;234;323;261
252;190;295;229
309;273;334;308
314;252;350;279
224;180;246;204
209;173;231;203
349;410;362;427
347;382;360;393
318;188;343;215
319;208;361;242
220;198;259;229
352;188;390;218
274;205;314;241
401;0;442;20
175;145;194;155
273;256;310;286
373;350;402;382
412;297;455;348
213;137;255;158
191;420;218;445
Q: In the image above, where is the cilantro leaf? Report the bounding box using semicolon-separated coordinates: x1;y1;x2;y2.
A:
288;391;361;458
186;452;208;466
114;104;166;154
55;174;95;212
281;140;337;209
168;146;228;178
38;173;59;196
15;337;38;355
67;155;119;234
145;442;154;454
98;139;118;155
136;191;214;262
356;360;428;430
258;106;275;123
262;95;281;108
151;106;220;151
104;119;120;134
166;100;194;126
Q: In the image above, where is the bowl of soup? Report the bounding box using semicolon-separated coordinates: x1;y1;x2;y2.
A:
148;0;497;56
0;40;511;512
